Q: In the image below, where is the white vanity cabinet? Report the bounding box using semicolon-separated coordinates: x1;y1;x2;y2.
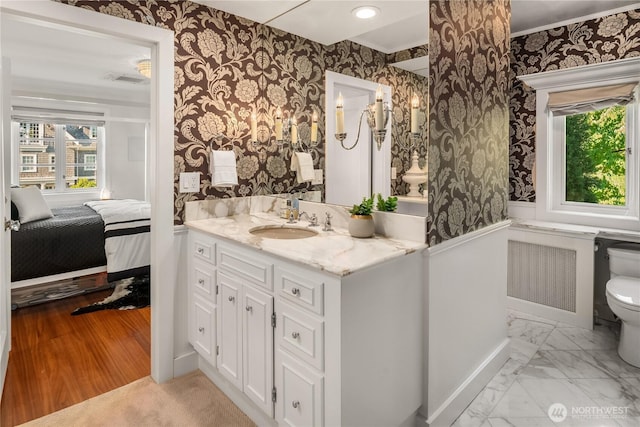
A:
187;230;217;366
187;228;423;427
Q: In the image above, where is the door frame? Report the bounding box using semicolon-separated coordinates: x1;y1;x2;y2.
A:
0;1;176;383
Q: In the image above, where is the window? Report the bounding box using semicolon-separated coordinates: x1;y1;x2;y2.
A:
519;58;640;230
84;154;96;171
20;155;36;172
12;121;103;192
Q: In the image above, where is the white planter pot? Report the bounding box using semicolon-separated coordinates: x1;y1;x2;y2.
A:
348;214;375;238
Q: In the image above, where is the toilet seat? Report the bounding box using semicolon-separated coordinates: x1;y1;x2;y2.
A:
606;276;640;311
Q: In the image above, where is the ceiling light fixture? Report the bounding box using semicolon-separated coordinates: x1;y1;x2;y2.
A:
136;59;151;79
352;6;379;19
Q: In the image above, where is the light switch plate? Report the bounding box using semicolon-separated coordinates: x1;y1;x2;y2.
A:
312;169;323;185
179;172;200;193
391;167;397;180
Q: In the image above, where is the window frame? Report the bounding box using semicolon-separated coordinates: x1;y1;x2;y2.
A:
83;153;97;171
12;120;104;195
20;154;37;173
519;57;640;231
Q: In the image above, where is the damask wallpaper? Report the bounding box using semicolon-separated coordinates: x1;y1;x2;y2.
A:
57;0;428;224
510;8;640;202
427;0;511;245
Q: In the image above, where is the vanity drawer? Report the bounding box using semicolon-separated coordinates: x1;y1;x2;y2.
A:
275;350;324;427
191;260;215;300
191;232;216;265
276;300;324;371
218;244;273;291
276;265;324;315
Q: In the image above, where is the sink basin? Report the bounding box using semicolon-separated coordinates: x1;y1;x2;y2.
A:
249;225;318;239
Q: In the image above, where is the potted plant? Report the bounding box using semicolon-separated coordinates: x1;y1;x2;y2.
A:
376;194;398;212
348;196;375;238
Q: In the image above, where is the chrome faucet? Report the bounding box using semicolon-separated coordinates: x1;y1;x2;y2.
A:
298;211;318;227
323;212;333;231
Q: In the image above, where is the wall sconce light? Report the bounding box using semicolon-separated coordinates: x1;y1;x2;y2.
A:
335;85;390;151
335;89;423;152
136;59;151;79
250;108;319;152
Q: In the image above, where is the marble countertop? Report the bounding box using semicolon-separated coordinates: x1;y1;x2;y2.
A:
185;212;426;277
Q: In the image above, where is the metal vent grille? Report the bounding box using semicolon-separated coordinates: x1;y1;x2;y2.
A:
508;240;577;312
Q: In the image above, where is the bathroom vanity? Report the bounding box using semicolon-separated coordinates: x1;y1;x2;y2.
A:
185;210;425;427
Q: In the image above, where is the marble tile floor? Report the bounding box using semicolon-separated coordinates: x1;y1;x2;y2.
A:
452;310;640;427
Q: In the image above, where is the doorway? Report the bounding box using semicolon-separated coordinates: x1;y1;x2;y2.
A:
0;0;175;419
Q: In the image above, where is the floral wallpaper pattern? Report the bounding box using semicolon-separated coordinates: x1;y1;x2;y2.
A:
510;8;640;202
427;0;511;245
58;0;428;224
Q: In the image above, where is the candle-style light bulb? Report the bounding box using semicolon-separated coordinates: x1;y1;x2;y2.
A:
336;93;345;135
311;111;318;143
251;112;258;142
275;107;283;141
411;93;420;134
291;116;298;145
375;85;384;131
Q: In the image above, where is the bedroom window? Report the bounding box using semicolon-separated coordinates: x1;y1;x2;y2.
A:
13;120;103;192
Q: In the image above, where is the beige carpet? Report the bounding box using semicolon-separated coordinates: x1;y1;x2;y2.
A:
18;371;256;427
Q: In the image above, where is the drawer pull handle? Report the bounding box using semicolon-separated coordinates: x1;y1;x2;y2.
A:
292;401;300;409
197;247;204;254
228;296;235;302
291;332;300;339
291;288;300;296
245;306;253;313
198;327;205;333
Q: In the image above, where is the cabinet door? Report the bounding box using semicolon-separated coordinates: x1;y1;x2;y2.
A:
275;350;324;427
217;273;243;389
191;293;216;366
243;285;274;417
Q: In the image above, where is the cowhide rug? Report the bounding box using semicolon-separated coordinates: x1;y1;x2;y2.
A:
71;274;150;315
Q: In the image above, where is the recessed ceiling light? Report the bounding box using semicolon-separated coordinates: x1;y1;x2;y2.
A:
352;6;379;19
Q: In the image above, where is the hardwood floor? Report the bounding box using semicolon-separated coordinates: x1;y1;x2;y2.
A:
0;290;151;426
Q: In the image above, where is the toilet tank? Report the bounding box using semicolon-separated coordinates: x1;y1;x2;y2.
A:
608;243;640;278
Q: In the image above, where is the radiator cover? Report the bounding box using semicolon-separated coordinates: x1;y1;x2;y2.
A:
507;240;577;313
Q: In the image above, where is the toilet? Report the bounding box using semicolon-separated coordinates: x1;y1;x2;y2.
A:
606;243;640;368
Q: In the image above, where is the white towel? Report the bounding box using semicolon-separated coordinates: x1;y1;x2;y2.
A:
290;152;314;184
210;150;238;187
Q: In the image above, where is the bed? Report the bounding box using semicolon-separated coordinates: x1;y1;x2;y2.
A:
11;195;150;288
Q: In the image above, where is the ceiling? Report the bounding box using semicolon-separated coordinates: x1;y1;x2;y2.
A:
196;0;640;53
1;0;638;102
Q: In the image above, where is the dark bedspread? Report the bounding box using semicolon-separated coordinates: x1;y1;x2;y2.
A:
11;205;107;282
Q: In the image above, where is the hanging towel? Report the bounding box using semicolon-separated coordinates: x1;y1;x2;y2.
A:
290;152;314;184
210;150;238;187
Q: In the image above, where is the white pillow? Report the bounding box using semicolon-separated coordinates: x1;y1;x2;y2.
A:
10;187;53;224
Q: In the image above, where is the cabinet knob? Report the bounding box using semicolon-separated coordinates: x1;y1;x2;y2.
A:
228;296;235;302
198;327;205;333
245;306;253;313
291;331;300;339
197;247;204;254
198;279;204;285
292;400;300;409
291;288;300;296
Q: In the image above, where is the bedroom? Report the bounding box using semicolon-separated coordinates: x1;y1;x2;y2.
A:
1;12;153;425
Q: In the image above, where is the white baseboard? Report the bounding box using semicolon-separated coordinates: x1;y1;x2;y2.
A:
426;338;510;427
173;351;198;378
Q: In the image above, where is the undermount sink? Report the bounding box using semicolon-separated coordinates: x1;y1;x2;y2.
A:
249;225;318;239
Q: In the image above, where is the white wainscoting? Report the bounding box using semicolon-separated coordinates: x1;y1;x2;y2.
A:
421;221;511;427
